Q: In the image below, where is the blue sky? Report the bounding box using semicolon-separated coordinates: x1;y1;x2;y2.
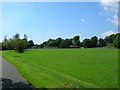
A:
1;2;118;44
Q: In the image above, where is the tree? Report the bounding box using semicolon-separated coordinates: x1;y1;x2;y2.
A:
98;38;105;47
2;36;8;50
39;44;44;48
2;33;33;52
72;35;80;46
43;41;48;46
60;39;71;48
113;35;120;48
6;39;14;50
109;34;116;43
13;33;20;39
80;42;83;47
70;38;73;45
4;36;8;42
47;39;55;46
82;39;91;48
14;39;28;53
90;36;98;47
28;40;34;48
0;42;2;50
23;34;28;41
104;34;116;45
54;37;62;48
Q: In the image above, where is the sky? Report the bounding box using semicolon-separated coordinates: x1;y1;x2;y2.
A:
1;1;118;44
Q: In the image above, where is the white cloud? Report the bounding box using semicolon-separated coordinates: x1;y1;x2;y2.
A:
100;0;119;26
101;31;118;36
111;14;118;26
107;14;118;26
100;0;118;11
80;19;85;22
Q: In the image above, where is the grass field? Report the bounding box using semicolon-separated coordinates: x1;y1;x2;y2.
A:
2;49;118;88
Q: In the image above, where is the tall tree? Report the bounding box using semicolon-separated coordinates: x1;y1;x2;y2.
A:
82;39;91;48
90;36;98;47
28;40;34;48
13;33;20;39
98;38;105;47
113;35;120;48
0;42;2;50
47;39;55;46
72;35;80;46
2;36;8;50
4;36;8;42
104;34;116;44
54;37;62;48
60;39;71;48
23;34;28;41
14;39;28;53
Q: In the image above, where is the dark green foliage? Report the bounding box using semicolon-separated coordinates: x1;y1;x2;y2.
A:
2;36;8;50
98;38;105;47
103;34;120;48
28;40;34;48
54;37;62;48
1;33;35;53
69;38;73;45
2;37;15;50
5;39;14;50
104;34;116;44
47;39;56;46
80;42;83;47
82;39;91;48
72;35;80;46
40;38;63;48
13;33;20;39
33;33;120;48
14;39;28;53
1;33;120;50
113;35;120;48
40;35;80;48
23;34;28;41
90;36;98;47
60;39;71;48
43;41;47;46
39;44;44;48
0;42;2;50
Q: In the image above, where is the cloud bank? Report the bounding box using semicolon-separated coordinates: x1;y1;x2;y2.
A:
100;0;119;26
101;30;118;36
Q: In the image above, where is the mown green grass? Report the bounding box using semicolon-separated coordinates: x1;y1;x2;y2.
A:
0;51;2;56
2;49;118;88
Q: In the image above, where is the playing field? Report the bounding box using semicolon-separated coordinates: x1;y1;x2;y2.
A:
2;49;118;88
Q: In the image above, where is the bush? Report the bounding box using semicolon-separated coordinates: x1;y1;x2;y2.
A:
14;40;28;53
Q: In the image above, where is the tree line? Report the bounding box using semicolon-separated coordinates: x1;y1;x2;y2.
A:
0;33;34;53
0;33;120;53
37;35;80;48
37;33;120;49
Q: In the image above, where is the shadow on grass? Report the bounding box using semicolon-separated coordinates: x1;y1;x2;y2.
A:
1;78;33;89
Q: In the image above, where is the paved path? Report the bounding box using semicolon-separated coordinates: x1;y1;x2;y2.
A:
0;56;32;88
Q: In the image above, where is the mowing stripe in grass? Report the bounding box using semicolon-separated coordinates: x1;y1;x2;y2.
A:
2;49;118;88
29;62;100;88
